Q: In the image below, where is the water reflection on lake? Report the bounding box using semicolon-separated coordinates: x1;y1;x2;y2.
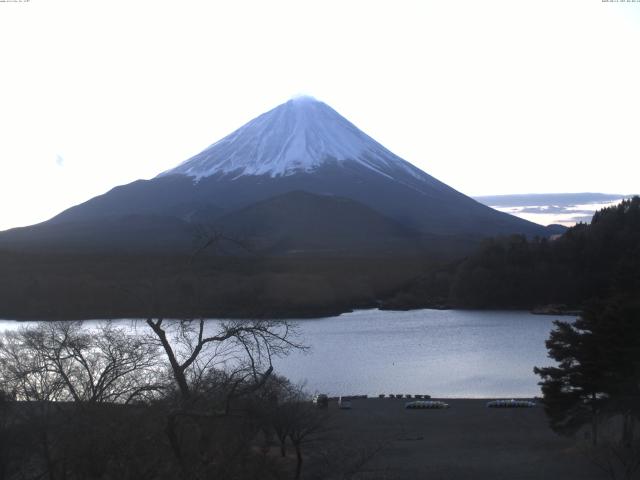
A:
271;309;562;398
0;309;566;398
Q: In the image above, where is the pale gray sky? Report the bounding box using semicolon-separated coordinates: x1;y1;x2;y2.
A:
1;0;639;231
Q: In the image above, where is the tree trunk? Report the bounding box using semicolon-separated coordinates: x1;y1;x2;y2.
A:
42;428;56;480
280;440;286;457
146;319;191;400
165;413;186;473
295;444;303;480
622;410;634;448
591;394;598;446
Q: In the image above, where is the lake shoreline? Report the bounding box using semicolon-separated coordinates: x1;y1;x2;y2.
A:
0;304;581;323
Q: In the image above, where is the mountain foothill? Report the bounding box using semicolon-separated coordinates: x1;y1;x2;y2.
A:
4;96;624;319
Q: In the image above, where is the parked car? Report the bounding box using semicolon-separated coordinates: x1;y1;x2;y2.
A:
338;396;352;409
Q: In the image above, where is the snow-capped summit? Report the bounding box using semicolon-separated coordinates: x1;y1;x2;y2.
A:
159;96;424;180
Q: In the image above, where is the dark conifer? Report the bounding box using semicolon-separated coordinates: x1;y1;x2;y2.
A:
535;298;640;445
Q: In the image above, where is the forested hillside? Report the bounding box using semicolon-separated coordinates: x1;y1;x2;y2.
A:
386;197;640;310
1;198;636;320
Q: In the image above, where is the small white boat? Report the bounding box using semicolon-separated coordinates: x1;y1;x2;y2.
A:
405;400;449;409
486;399;536;408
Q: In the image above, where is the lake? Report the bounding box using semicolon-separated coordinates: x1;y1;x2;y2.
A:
0;309;565;398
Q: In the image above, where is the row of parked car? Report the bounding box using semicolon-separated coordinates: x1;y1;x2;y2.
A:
313;394;537;410
379;394;432;399
486;399;536;408
405;400;449;409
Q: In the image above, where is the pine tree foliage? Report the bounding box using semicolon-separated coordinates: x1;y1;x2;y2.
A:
450;196;640;308
535;299;640;443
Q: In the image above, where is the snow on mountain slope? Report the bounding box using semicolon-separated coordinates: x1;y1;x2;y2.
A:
159;96;427;181
0;95;556;253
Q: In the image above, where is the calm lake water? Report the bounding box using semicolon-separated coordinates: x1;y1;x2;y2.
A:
0;309;566;398
271;309;564;398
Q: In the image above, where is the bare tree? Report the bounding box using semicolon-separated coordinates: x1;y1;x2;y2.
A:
0;389;18;480
261;385;331;480
289;401;328;480
0;329;66;402
143;317;305;479
0;321;165;403
272;401;293;458
0;322;168;480
145;318;304;403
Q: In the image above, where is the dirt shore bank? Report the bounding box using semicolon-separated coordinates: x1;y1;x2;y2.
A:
320;397;602;480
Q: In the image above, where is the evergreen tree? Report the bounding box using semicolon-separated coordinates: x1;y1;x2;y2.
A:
535;298;640;445
449;196;640;308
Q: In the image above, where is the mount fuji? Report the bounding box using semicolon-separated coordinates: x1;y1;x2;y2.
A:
0;96;560;255
159;95;428;181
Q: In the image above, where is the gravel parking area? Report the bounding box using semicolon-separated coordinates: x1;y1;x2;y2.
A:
322;397;603;480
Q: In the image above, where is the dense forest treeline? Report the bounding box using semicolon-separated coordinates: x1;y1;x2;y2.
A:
0;252;434;319
386;196;640;310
